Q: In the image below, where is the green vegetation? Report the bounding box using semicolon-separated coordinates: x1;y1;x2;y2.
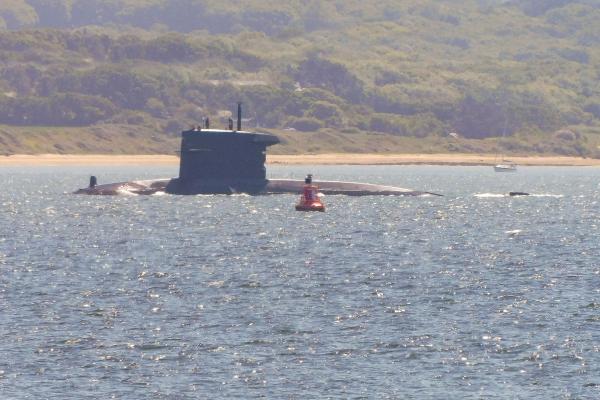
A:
1;0;599;155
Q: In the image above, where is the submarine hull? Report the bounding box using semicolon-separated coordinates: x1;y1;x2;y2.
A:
74;107;440;197
165;177;269;195
75;178;440;196
265;179;439;196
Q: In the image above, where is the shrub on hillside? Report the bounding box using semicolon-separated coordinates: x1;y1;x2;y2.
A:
0;92;117;125
286;116;323;132
295;56;364;103
370;113;408;135
369;112;443;137
306;101;344;127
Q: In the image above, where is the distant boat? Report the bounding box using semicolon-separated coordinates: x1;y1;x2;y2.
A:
494;161;517;172
494;117;517;172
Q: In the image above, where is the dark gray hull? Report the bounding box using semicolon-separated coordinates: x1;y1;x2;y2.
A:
74;118;441;197
265;179;440;196
75;178;441;196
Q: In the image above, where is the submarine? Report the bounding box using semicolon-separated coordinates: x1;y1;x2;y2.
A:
75;103;440;196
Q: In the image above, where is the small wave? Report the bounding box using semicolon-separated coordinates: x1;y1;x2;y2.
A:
474;193;563;198
529;194;563;198
505;229;522;235
475;193;505;198
136;343;171;351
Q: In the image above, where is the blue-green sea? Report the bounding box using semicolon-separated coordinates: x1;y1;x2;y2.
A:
1;165;599;399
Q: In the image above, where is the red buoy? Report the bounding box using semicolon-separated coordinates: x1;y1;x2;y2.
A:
295;174;325;212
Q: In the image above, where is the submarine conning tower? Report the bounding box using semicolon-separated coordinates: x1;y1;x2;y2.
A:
166;103;280;194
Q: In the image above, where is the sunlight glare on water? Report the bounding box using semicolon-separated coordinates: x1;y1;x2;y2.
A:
0;165;599;399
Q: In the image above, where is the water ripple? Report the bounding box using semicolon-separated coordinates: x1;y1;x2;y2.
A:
1;165;599;399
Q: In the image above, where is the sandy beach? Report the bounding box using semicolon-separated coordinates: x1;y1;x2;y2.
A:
1;153;600;166
0;154;180;166
268;153;600;166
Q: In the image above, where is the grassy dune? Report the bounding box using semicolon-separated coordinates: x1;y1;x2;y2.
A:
3;123;600;159
0;124;180;155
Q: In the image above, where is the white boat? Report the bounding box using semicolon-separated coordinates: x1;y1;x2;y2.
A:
494;117;517;172
494;161;517;172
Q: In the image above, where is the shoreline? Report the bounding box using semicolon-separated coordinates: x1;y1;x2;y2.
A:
267;154;600;166
1;153;599;166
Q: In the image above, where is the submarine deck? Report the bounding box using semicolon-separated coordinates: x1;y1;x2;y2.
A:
75;178;441;196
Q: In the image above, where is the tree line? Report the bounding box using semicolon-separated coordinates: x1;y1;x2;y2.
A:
0;1;598;145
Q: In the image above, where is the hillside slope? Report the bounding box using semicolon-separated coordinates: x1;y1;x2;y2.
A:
1;0;599;156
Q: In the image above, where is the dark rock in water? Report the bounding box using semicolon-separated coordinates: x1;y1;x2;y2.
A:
509;192;530;196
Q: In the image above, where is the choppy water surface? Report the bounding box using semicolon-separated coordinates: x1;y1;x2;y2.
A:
1;165;599;399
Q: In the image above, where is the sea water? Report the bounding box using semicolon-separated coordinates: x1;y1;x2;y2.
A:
0;165;599;399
